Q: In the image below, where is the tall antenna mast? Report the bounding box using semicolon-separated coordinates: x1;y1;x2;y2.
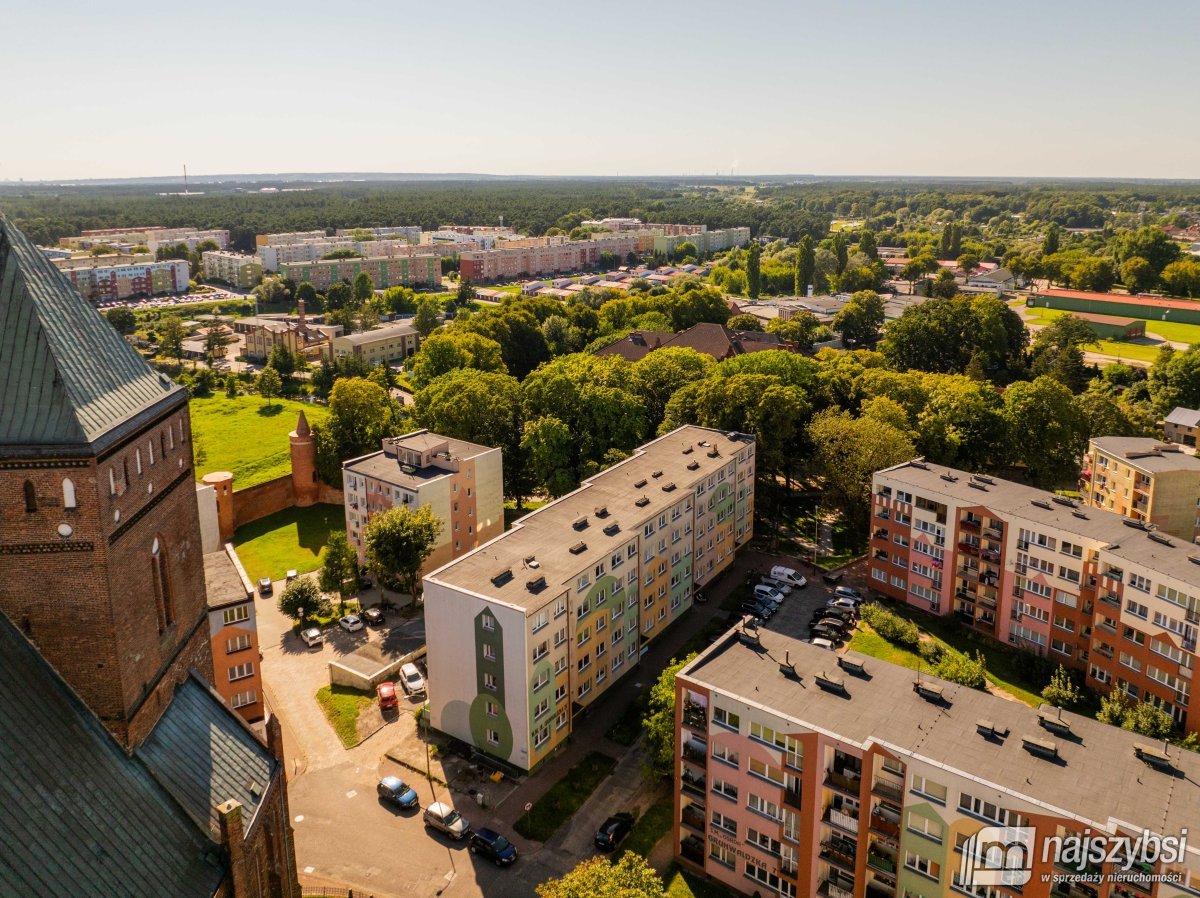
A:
183;164;189;194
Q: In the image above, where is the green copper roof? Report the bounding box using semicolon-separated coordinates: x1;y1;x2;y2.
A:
0;212;183;450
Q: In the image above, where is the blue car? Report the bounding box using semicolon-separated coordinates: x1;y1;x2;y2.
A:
469;828;518;866
376;776;419;809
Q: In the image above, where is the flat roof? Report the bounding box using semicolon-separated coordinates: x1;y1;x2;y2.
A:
682;626;1200;838
877;459;1200;587
203;550;250;610
1038;288;1200;313
427;426;753;611
344;430;495;489
1072;311;1141;326
336;320;418;346
1091;436;1200;472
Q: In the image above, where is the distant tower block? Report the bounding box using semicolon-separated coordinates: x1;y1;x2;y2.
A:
290;411;319;507
202;471;236;542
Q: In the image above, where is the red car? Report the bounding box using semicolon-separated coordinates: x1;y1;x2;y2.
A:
376;682;398;710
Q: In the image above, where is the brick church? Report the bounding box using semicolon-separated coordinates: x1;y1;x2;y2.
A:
0;212;300;898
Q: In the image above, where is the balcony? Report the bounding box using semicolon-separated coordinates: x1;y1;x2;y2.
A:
823;806;860;835
818;880;856;898
981;549;1002;563
680;768;706;798
958;542;981;556
820;839;858;873
682;702;706;730
871;778;903;803
680;804;706;833
681;739;706;766
784;786;804;810
985;525;1004;539
869;811;900;839
866;881;897;898
958;567;980;581
975;617;996;633
867;849;898;877
680;834;705;866
824;769;862;796
960;519;981;532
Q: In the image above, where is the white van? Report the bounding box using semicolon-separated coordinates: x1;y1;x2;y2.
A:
771;565;808;588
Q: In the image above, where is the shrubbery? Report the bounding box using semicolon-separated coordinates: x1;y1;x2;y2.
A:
862;602;987;689
860;602;920;647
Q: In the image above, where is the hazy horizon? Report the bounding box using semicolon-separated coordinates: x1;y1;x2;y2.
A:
4;0;1198;182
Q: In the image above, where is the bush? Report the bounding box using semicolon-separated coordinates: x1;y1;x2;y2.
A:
860;602;921;647
932;650;988;689
918;641;944;664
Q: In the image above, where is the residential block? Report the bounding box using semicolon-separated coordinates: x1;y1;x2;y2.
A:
1080;437;1200;542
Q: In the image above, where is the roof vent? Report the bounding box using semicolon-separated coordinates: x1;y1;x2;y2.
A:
837;655;867;676
968;481;987;491
603;522;620;536
682;445;694;455
1051;495;1076;507
491;568;513;587
816;672;847;694
526;575;547;592
909;460;929;470
1031;499;1052;510
662;482;677;492
1072;511;1088;520
524;556;540;569
1123;519;1148;530
976;719;1009;739
779;650;799;679
635;496;650;507
913;680;945;703
1134;743;1173;770
594;506;609;518
1188;555;1200;567
573;517;589;531
1038;709;1073;736
940;473;958;483
972;474;995;485
698;440;711;448
687;461;700;471
707;448;720;458
1148;532;1174;547
568;541;587;555
634;479;648;489
1021;735;1058;759
652;470;663;479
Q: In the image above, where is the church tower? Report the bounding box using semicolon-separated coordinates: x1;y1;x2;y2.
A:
0;213;215;748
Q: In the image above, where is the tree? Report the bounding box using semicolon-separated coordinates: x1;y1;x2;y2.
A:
1097;690;1130;726
832;232;849;275
521;415;578;497
352;271;375;304
204;324;232;361
956;253;980;277
1160;260;1200;298
767;311;822;350
319;531;359;603
726;313;763;331
409;331;506;390
1041;223;1060;256
254;275;291;308
311;377;402;485
325;282;353;311
277;578;327;623
1112;226;1180;276
1122;701;1175;738
1029;316;1098;393
105;307;136;335
931;268;958;299
1070;257;1116;292
363;504;442;600
858;229;878;260
1001;376;1087;487
746;240;762;299
1148;346;1200;412
157;316;187;363
1041;665;1083;709
832;290;884;346
629;347;715;430
296;280;321;312
1120;256;1155;294
224;374;238;398
643;653;698;777
536;855;666;898
267;343;296;377
794;234;815;296
456;280;477;304
672;240;698;262
413;299;441;337
256;367;282;404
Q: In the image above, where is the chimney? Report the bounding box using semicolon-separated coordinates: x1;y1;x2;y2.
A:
217;800;251;898
297;298;307;334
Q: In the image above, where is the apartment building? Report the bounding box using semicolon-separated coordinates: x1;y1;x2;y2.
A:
61;226;229;252
52;252;153;270
869;460;1200;734
255;230;328;247
201;250;263;288
654;227;751;257
582;218;707;235
422;427;756;771
329;320;422;364
57;258;190;302
342;430;503;569
204;547;265;722
258;237;461;272
277;254;440;289
457;231;661;281
1081;437;1200;542
334;225;422;242
1164;407;1200;448
674;626;1200;898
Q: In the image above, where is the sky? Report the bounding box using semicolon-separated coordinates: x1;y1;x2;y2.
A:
2;0;1198;182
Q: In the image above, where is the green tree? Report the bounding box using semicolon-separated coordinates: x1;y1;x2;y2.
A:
1070;256;1116;292
318;531;359;603
1120;256;1155;294
1112;226;1180;276
521;415;578;497
254;275;292;308
456;280;477;304
643;653;698;778
956;253;980;277
536;855;666;898
363;504;442;600
1122;701;1175;738
1041;223;1060;256
833;232;848;274
746;240;762;299
256;367;282;405
1147;346;1200;412
277;578;327;623
413;299;441;337
931;268;958;299
1001;376;1087;487
766;311;822;351
1041;665;1083;709
310;377;401;485
628;347;715;431
726;312;763;331
1097;690;1130;726
157;315;187;363
858;229;878;260
267;342;296;378
832;290;884;345
794;234;815;296
105;306;137;335
296;281;321;312
408;331;506;390
352;271;375;304
1161;260;1200;297
325;282;353;311
224;374;239;398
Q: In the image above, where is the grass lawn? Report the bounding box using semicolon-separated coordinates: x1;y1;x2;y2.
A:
848;624;925;669
514;751;616;841
620;796;674;859
232;503;344;583
664;864;737;898
1021;307;1174;363
190;394;329;489
504;499;547;530
316;684;374;748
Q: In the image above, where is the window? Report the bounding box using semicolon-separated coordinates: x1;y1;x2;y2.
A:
531;610;548;633
481;612;495;631
905;851;940;880
23;480;36;513
910;775;947;804
485;701;498;718
907;813;943;843
748;758;785;786
533;698;549;720
711;779;737;800
1129;573;1151;593
533;670;550;691
62;479;76;510
709;842;736;869
225;634;251;654
1126;599;1149;620
532;641;548;662
712;743;739;766
150;536;174;633
231;690;257;709
747;828;782;855
957;792;1028;828
482;643;496;661
228;662;254;682
487;729;500;746
711;811;737;835
554;597;567;618
484;673;497;691
747;793;780;820
712;707;740;731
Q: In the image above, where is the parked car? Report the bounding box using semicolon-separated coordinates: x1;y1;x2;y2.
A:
594;813;635;851
424;801;470;839
810;623;844;642
812;615;852;635
285;569;298;582
469;828;518;866
376;775;418;809
257;577;272;597
834;586;865;603
739;600;775;620
376;681;398;710
770;565;808;588
808;637;835;650
338;614;364;632
400;662;426;695
363;607;386;627
299;627;323;648
759;576;792;595
753;584;785;605
827;598;858;614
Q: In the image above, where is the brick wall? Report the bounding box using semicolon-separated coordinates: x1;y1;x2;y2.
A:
232;476;296;529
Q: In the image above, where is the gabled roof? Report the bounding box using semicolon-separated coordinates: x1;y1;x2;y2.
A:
0;212;183;451
0;614;224;898
1165;406;1200;428
137;677;276;838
